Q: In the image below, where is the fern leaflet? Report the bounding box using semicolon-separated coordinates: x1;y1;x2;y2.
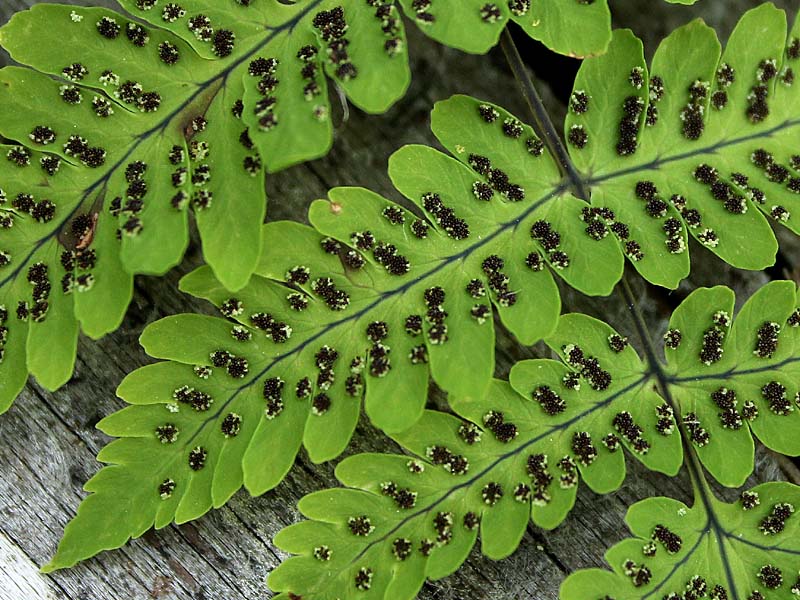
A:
564;4;800;285
561;481;800;600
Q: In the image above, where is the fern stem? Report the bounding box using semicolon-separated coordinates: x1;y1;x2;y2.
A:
499;28;590;200
618;278;715;497
502;27;714;497
502;34;736;578
616;276;750;592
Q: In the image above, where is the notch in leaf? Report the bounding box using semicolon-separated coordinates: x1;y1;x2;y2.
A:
265;280;800;599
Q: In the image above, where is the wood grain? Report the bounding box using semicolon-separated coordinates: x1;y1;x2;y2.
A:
0;1;796;598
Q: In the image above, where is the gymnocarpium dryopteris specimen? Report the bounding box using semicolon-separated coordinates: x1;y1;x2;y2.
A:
44;2;800;570
270;280;800;600
43;92;626;569
0;0;693;412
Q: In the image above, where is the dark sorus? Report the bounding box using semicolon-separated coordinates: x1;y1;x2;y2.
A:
568;125;588;149
421;192;469;240
569;90;589;114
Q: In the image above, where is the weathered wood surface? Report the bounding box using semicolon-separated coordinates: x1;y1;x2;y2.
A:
0;1;797;599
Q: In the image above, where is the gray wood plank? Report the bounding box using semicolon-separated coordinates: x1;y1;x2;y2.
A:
0;1;797;599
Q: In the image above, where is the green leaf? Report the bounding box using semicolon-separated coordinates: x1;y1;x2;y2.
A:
397;0;613;58
566;5;800;286
510;0;612;58
267;280;800;599
0;0;413;411
561;481;800;600
397;0;694;58
663;280;800;487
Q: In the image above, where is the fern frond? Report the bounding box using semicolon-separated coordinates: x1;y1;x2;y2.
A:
42;122;627;568
561;481;800;600
46;278;800;573
0;0;423;408
265;280;800;599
